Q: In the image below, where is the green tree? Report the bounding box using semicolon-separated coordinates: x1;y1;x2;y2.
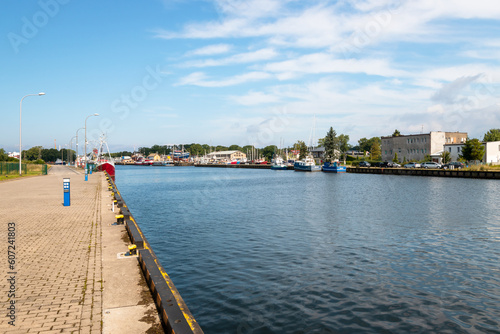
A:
392;129;401;137
441;151;451;164
23;146;43;161
215;145;229;151
324;127;338;161
393;152;399;163
201;144;211;154
187;143;204;156
317;137;326;147
460;138;485;162
338;134;350;164
358;137;381;153
296;140;308;160
262;145;278;161
483;129;500;142
0;148;8;161
229;144;243;151
41;148;60;163
370;141;381;160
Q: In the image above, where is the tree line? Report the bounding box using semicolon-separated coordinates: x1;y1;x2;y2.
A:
0;146;75;163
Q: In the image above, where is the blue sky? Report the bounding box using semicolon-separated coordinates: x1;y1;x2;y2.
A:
1;0;500;152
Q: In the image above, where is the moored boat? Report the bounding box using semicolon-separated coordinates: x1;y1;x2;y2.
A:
322;161;346;173
271;156;288;170
294;155;321;172
95;137;115;180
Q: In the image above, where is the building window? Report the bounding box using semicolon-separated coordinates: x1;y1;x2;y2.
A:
457;147;461;152
449;147;451;152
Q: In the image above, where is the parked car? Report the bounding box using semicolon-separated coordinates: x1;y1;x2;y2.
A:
359;161;371;167
380;161;401;168
421;162;442;169
441;161;464;169
404;162;421;168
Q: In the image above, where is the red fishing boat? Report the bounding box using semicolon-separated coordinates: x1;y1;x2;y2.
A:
96;137;115;180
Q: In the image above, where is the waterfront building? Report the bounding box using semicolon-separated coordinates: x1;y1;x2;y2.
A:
444;140;500;163
381;131;467;162
206;150;247;162
147;153;162;161
309;146;341;163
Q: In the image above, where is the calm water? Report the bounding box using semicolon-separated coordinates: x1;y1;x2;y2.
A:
116;166;500;334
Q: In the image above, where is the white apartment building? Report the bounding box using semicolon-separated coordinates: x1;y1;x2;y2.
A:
444;141;500;163
381;131;467;162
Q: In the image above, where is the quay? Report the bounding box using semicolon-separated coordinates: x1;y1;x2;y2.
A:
194;163;294;169
347;167;500;179
194;163;500;179
0;165;202;333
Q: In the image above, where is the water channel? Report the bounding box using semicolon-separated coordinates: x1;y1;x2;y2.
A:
116;165;500;334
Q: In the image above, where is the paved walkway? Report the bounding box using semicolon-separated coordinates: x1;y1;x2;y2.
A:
0;166;162;333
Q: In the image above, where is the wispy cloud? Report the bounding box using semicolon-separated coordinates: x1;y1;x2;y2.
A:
431;74;483;104
177;71;272;87
158;0;500;141
182;48;278;67
186;44;232;56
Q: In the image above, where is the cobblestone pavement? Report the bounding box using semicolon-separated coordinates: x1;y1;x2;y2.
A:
1;166;107;333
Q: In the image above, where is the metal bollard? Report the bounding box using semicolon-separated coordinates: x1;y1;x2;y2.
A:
63;178;70;206
127;244;137;256
115;214;124;225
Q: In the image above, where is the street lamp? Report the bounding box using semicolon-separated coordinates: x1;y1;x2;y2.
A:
19;92;45;176
84;113;99;174
69;136;76;166
75;127;85;166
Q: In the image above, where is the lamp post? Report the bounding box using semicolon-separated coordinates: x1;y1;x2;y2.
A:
75;127;84;167
84;113;99;177
69;136;76;166
19;92;45;176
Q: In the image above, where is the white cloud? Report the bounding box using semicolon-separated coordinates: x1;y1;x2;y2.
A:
262;52;408;77
187;44;232;56
177;71;272;87
159;0;500;142
183;48;278;67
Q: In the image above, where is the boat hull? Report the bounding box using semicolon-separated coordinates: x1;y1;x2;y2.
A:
97;162;115;180
322;163;346;173
271;165;288;170
294;163;321;172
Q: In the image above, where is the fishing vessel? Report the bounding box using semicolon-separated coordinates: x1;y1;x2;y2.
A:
294;154;321;172
322;161;346;173
95;136;115;180
271;156;288;170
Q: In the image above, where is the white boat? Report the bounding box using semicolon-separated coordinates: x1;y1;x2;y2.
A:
294;154;321;172
271;156;288;170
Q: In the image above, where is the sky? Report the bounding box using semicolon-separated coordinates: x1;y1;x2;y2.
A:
1;0;500;153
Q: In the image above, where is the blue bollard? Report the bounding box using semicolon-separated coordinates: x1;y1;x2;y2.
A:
63;178;71;206
85;168;88;181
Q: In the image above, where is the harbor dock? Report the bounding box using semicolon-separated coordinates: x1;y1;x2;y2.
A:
0;166;167;333
194;163;500;179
